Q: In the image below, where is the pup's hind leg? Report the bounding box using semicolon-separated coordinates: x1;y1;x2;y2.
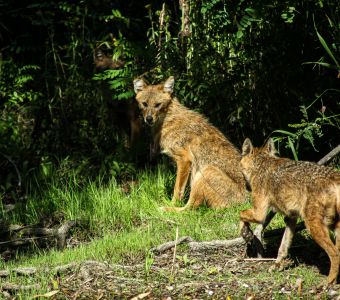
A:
305;217;340;284
335;220;340;252
269;217;297;272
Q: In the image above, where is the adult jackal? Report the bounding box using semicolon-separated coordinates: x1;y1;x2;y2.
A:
240;138;340;284
133;76;246;211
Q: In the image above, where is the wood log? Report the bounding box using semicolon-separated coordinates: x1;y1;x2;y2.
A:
317;144;340;166
1;283;40;291
188;237;245;251
150;236;193;254
0;220;81;251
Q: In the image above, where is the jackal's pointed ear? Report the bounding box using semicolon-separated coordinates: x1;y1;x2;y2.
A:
163;76;175;94
242;138;253;156
133;78;146;94
264;138;277;156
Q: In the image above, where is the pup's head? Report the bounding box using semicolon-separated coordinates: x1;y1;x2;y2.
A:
241;138;277;182
133;76;175;126
93;48;124;71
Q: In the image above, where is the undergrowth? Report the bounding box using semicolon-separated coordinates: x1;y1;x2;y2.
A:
1;164;338;299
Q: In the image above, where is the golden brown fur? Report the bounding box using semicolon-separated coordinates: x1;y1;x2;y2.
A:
133;76;246;211
240;138;340;284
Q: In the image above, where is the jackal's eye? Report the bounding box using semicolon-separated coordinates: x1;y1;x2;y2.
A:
154;103;161;108
142;102;148;107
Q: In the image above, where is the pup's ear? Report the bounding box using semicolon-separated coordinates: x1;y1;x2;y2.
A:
133;78;146;94
242;138;253;156
264;138;277;156
163;76;175;94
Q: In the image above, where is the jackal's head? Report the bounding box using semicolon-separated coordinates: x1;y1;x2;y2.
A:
133;76;175;126
241;138;277;182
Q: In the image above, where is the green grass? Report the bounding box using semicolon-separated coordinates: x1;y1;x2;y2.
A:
0;164;337;299
1;165;249;268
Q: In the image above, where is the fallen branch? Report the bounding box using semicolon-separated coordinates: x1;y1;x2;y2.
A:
1;283;40;291
188;237;245;251
0;263;76;278
150;236;193;254
242;257;276;262
0;236;47;247
151;222;310;255
56;220;78;249
0;220;82;251
317;144;340;166
0;260;120;278
151;236;246;253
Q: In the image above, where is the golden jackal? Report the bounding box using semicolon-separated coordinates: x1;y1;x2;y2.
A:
240;138;340;284
133;76;246;211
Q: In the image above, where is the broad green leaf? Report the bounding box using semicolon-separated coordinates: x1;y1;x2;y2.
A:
302;61;339;70
288;137;299;161
315;27;339;68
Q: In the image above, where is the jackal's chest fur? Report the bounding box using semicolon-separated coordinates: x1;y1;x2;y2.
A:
155;101;229;161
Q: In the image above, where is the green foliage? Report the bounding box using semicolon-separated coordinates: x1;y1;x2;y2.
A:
0;60;41;150
0;168;327;299
144;0;339;152
273;13;340;160
4;164;245;258
0;59;42;192
94;66;135;101
273;95;340;160
281;6;296;23
0;0;339;198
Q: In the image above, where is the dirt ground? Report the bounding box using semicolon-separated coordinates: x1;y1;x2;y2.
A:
29;243;340;300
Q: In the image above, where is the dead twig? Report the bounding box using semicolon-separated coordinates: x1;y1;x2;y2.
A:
170;226;179;276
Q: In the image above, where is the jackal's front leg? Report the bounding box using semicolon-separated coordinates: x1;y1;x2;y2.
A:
172;159;191;204
239;198;268;243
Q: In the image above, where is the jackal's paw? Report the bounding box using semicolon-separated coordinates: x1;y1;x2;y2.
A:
160;206;169;212
159;206;176;212
268;263;279;273
240;226;254;243
317;280;336;290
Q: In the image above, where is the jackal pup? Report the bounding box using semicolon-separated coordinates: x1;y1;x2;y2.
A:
133;76;246;212
240;138;340;284
93;48;142;149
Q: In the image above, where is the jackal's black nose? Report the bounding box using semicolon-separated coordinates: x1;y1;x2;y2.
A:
146;115;153;124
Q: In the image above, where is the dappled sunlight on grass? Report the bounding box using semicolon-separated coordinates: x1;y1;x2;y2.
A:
1;165;336;299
